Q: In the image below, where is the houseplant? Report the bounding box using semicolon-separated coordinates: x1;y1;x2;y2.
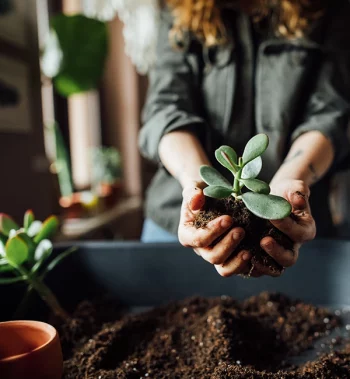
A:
91;146;123;207
196;134;293;275
0;211;76;378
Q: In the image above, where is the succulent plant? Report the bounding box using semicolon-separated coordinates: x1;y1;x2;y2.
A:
0;211;76;320
200;134;292;220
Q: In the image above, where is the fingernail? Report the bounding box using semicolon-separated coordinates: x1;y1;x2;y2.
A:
242;252;251;261
221;219;232;228
232;231;243;241
264;242;274;252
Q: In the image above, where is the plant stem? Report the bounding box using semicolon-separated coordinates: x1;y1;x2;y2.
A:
233;159;243;197
16;266;69;320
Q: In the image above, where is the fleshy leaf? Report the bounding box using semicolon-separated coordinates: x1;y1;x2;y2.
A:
0;260;14;273
241;156;262;179
0;276;26;285
0;257;13;273
17;232;37;262
0;214;19;236
242;134;269;165
204;186;233;199
215;146;239;173
242;193;292;220
200;166;231;188
27;221;43;237
240;179;270;194
34;240;53;262
24;210;35;231
5;236;29;266
33;216;59;244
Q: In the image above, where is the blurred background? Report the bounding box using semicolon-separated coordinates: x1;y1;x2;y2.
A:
0;0;349;242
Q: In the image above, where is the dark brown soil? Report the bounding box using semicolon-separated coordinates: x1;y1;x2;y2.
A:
194;197;295;275
60;292;350;379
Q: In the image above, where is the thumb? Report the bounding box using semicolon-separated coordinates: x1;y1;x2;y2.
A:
289;190;309;211
183;185;205;211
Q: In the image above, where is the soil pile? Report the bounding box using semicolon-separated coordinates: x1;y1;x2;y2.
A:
60;292;350;378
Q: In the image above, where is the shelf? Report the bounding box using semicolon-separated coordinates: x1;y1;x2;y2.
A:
56;196;142;242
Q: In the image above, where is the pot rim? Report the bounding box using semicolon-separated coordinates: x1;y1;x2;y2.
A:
0;320;58;363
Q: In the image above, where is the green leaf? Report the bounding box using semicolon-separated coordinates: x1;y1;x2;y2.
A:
242;134;269;165
51;123;74;197
200;166;231;188
0;214;19;236
204;186;233;199
17;232;36;260
242;193;292;220
215;146;239;173
31;241;54;275
240;179;270;194
33;216;59;244
5;236;29;266
0;276;26;285
0;258;14;273
47;14;108;97
24;210;35;231
40;247;78;279
241;156;262;179
0;233;7;246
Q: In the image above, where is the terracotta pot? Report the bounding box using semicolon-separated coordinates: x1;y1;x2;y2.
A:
0;321;63;379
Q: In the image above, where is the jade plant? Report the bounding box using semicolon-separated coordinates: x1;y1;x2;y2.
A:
0;211;76;320
200;134;292;220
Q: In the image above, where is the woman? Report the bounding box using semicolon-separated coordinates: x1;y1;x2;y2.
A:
139;0;350;277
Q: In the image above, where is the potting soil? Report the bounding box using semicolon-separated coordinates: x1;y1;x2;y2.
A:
60;292;350;378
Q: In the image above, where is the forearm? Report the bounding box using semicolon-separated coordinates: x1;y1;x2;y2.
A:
271;131;335;187
159;130;210;188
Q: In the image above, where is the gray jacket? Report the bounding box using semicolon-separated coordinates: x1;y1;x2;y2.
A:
139;2;350;237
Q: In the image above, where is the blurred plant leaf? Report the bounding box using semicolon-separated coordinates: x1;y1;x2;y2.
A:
27;221;43;238
33;216;59;244
24;210;35;231
0;214;19;236
5;236;29;266
0;276;26;285
50;122;74;197
46;14;108;97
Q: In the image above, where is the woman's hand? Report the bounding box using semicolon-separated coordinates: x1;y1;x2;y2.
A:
178;181;252;277
253;179;316;277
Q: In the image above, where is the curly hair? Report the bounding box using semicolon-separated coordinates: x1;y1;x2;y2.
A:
166;0;327;47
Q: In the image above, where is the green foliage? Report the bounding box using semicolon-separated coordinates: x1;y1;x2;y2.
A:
0;211;77;319
24;210;34;231
91;146;122;185
215;146;239;173
43;14;108;97
51;122;74;198
0;214;19;237
199;134;292;220
242;193;293;220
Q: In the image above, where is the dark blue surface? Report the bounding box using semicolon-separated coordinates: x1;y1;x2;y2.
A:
1;239;350;321
53;238;350;307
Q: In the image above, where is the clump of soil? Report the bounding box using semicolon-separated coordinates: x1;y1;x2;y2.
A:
60;292;350;379
194;197;295;275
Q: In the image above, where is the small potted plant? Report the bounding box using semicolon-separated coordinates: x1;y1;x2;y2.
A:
197;134;293;275
0;211;76;379
91;146;123;207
